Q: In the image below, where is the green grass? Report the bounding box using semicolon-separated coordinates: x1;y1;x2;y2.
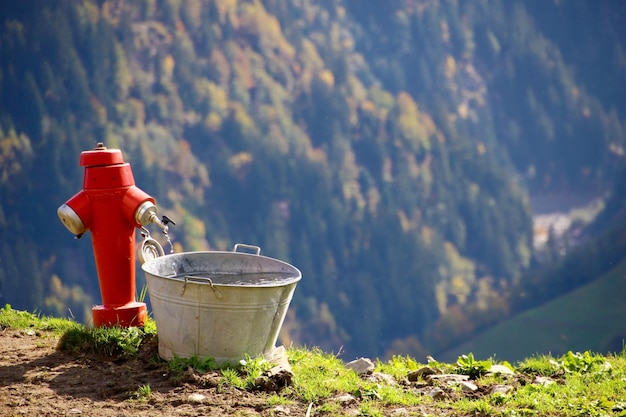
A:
499;354;626;416
57;324;154;357
440;258;626;363
286;347;365;402
0;304;82;335
0;304;157;358
3;304;626;416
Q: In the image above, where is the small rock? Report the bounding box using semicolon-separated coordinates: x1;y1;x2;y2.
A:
427;374;469;384
187;393;206;403
407;366;436;381
331;393;357;404
255;375;273;391
490;384;514;395
427;387;446;399
198;373;221;388
488;364;515;376
271;405;290;415
265;346;294;384
256;346;294;391
460;381;478;392
345;357;375;375
532;376;554;386
367;372;397;386
67;409;82;414
389;407;410;416
181;367;200;383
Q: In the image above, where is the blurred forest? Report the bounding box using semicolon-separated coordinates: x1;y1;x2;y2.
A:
0;0;625;359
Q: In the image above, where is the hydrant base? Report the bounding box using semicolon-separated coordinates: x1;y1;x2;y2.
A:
92;302;147;328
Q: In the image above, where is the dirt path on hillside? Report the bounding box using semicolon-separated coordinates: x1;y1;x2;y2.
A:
0;329;290;416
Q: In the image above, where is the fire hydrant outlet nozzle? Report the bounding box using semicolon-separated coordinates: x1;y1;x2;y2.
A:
135;200;169;232
57;143;170;328
58;203;86;236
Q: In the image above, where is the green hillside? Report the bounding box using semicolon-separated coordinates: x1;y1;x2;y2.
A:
439;257;626;363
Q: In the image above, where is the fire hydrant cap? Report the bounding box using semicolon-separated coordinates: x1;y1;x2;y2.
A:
80;142;125;167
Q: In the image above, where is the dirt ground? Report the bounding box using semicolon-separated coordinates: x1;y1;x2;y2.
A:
0;328;312;417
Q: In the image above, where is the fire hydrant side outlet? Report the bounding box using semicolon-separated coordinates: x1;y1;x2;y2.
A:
58;190;92;236
122;186;156;228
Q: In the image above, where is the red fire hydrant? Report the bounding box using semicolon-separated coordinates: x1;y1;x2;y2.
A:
58;143;169;327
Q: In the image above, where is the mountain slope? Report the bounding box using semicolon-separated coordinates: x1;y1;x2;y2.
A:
439;256;626;363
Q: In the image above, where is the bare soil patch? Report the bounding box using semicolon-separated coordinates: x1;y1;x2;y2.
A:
0;329;304;416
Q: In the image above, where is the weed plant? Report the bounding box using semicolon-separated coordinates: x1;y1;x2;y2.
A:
454;352;492;378
168;355;220;373
128;384;152;401
169;353;274;390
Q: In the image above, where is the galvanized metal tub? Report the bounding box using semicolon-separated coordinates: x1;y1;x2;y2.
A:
141;244;301;363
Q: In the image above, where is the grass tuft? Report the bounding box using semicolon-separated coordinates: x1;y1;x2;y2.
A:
0;304;81;335
128;384;152;401
57;325;151;357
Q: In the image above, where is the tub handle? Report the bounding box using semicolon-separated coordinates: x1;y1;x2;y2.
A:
233;243;261;255
183;276;223;299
